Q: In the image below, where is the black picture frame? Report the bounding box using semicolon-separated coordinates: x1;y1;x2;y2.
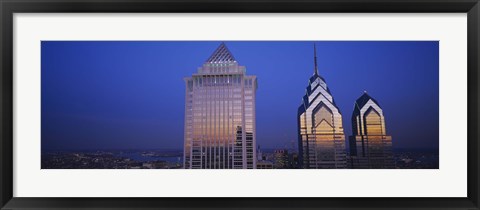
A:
1;0;479;209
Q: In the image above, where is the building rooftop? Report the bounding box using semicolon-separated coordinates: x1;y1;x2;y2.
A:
355;92;381;110
205;42;237;63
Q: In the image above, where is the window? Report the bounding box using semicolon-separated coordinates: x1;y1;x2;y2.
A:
364;108;383;135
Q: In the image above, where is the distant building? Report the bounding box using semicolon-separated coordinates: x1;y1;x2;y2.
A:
142;162;155;169
287;152;300;169
256;160;274;169
349;92;394;169
183;43;257;169
274;149;289;169
256;145;264;161
297;44;347;169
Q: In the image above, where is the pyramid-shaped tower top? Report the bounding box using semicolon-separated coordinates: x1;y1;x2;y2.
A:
355;92;381;109
206;43;237;63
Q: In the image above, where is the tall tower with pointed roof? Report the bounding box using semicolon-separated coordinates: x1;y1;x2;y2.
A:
297;44;347;169
349;92;394;168
184;43;257;169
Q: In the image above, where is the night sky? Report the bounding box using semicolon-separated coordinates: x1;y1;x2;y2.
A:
41;41;439;151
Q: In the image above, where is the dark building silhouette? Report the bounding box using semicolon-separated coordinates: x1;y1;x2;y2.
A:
274;149;289;169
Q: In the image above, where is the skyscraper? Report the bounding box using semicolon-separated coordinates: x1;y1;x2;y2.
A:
297;44;347;169
184;43;257;169
349;92;394;169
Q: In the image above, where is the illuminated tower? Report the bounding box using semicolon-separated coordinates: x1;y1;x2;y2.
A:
184;43;257;169
297;44;347;169
349;92;394;169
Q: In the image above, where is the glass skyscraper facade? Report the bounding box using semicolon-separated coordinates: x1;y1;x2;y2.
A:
184;43;257;169
297;45;347;169
348;92;394;169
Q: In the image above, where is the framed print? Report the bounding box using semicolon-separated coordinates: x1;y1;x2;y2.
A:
1;0;479;209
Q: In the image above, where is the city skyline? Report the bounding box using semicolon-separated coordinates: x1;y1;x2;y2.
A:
41;41;439;152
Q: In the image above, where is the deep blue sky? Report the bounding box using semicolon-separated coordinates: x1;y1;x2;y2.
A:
41;41;439;151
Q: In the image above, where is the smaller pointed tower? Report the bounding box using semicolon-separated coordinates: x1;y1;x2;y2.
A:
349;92;394;169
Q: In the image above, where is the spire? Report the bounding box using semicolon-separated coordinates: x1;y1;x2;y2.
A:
206;42;236;63
313;43;318;76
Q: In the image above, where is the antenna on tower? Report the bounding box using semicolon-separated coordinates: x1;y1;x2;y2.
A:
314;43;319;76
